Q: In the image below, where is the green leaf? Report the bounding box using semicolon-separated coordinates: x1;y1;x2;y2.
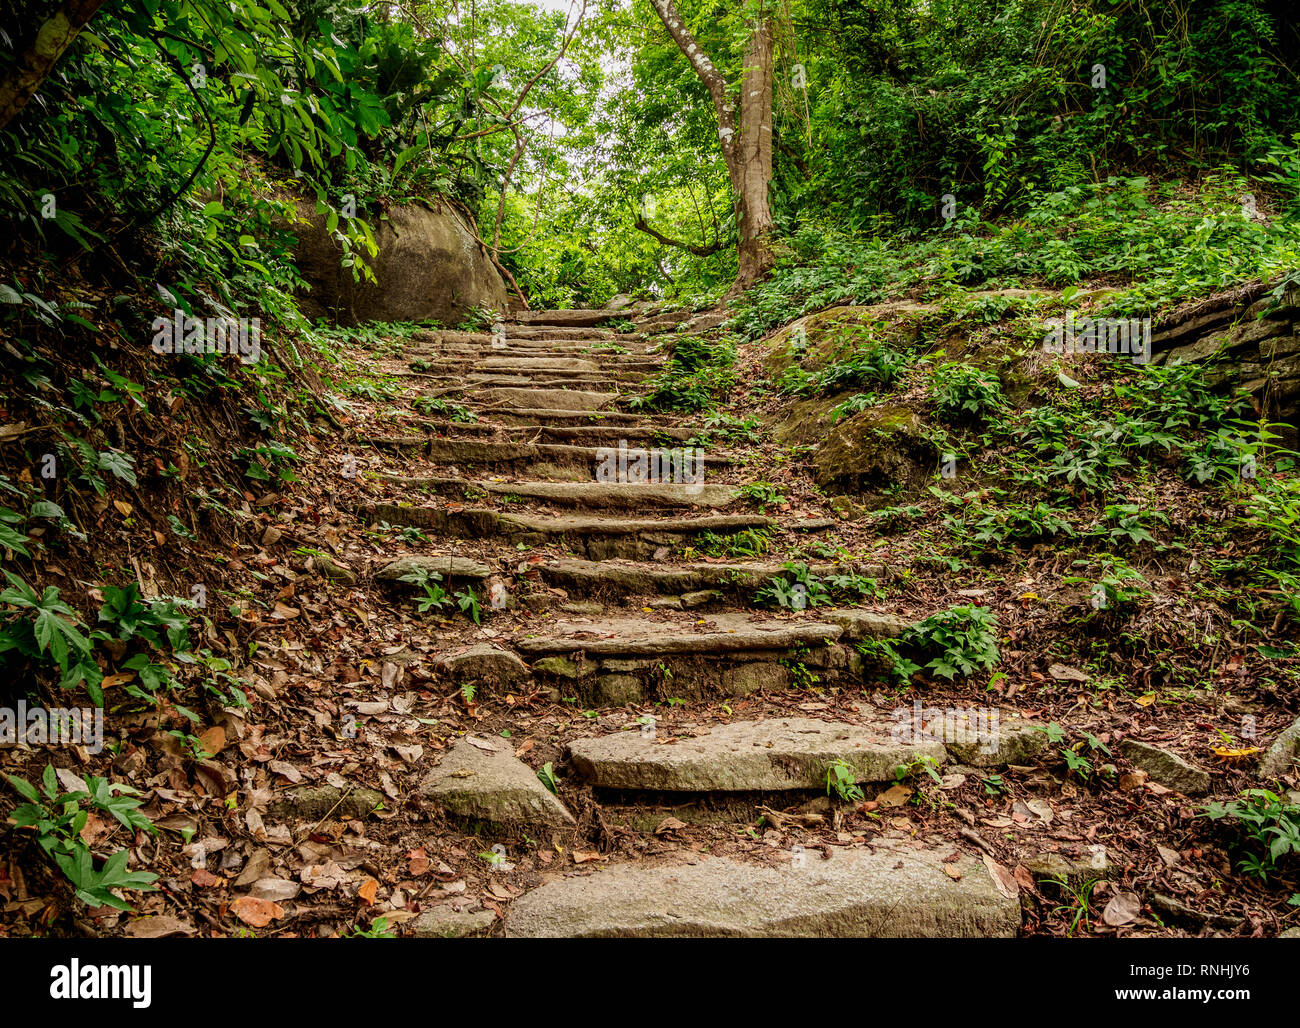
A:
5;774;40;803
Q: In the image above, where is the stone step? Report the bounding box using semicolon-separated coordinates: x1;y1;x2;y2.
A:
460;387;621;411
373;554;493;581
508;309;616;328
417;373;648;391
420;735;573;827
379;479;743;510
536;557;889;597
412;342;656;357
514;611;841;657
503;844;1020;937
568;716;943;791
528;425;699;444
414;326;617;343
375;438;740;470
415;356;661;374
364;505;773;558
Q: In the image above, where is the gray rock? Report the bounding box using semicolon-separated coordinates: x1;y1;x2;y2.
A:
436;643;530;684
291;199;508;326
516;612;843;657
478;480;742;510
505;843;1019;937
567;716;945;791
268;785;385;820
824;609;911;641
593;674;643;706
311;553;357;585
1020;844;1110;882
681;589;722;609
414;905;497;938
720;662;791;696
559;600;605;615
945;717;1048;767
1259;714;1300;779
376;554;492;581
531;656;591;679
1119;738;1212;795
420;736;574;826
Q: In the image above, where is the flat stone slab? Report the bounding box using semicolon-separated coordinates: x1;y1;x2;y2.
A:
375;554;492;580
567;716;944;790
499;512;771;540
478;357;601;372
478;481;742;510
1118;738;1211;795
473;387;618;411
504;844;1019;937
414;905;496;938
511;309;613;327
539;558;888;595
436;643;530;684
516;612;841;657
421;736;574;826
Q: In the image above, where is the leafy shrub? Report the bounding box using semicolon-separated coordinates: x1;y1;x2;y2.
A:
6;765;158;911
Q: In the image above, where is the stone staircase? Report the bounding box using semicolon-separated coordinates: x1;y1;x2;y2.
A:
352;307;1032;937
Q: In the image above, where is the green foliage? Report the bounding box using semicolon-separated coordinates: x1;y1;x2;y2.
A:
863;603;1000;682
1201;789;1300;882
1063;555;1152;613
0;572;100;696
630;336;736;413
6;765;158;911
825;759;864;803
930;363;1006;421
740;482;786;511
754;562;882;610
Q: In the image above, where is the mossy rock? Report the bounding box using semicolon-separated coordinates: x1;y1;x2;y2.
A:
811;404;937;498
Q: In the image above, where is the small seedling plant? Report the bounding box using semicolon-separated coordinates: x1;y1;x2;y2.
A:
6;765;158;910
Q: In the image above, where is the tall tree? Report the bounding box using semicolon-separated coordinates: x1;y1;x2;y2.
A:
648;0;774;290
0;0;108;131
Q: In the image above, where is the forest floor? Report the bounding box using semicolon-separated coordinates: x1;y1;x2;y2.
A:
2;293;1298;938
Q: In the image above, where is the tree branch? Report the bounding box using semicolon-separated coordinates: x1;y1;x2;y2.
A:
648;0;737;167
632;212;724;255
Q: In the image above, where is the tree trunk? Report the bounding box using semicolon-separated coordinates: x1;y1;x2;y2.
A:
648;0;775;291
733;19;774;288
0;0;108;133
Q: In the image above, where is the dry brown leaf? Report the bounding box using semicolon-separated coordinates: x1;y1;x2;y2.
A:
1102;891;1142;927
230;896;284;928
877;784;913;808
197;726;226;756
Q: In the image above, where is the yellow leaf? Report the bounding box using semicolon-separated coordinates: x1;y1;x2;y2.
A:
113;500;133;517
1135;693;1156;707
1212;746;1261;759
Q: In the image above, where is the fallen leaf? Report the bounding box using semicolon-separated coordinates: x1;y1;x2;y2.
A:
572;851;607;864
1102;891;1142;927
877;784;912;808
230;896;284;928
197;726;226;756
982;855;1019;899
125;915;194;938
357;878;380;905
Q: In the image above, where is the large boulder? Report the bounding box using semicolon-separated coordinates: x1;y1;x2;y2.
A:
291;199;510;325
